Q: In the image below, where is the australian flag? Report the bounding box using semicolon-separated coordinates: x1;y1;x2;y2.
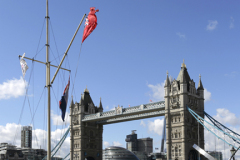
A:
59;77;70;121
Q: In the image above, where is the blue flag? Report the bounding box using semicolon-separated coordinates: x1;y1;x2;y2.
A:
59;77;70;121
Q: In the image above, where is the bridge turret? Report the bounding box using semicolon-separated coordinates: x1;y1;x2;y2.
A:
177;60;189;94
165;60;205;160
98;97;103;112
197;75;204;114
80;86;95;113
164;71;171;96
71;87;103;160
197;74;204;98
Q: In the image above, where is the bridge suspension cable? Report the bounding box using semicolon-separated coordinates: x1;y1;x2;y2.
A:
204;111;240;145
62;152;70;160
187;106;240;149
42;127;70;160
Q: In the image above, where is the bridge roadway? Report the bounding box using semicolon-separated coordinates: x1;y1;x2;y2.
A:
82;101;165;124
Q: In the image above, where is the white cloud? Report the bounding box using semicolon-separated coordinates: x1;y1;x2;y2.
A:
176;32;186;38
224;71;238;78
105;106;109;110
204;88;211;102
51;111;70;126
0;77;26;100
103;141;110;148
113;141;122;147
148;119;164;136
109;105;117;111
0;123;21;145
213;108;240;126
206;20;218;31
147;82;165;101
230;17;234;29
140;120;146;127
103;141;122;148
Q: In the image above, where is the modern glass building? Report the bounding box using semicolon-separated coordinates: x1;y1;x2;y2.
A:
21;126;32;148
103;146;140;160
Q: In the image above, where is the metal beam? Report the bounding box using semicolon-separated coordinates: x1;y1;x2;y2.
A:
19;55;71;72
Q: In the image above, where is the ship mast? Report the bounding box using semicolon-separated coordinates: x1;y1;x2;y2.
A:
18;1;86;159
46;0;51;160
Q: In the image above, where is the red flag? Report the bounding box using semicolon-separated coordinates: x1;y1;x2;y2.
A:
82;7;99;43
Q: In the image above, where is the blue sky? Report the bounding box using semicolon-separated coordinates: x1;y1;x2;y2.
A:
0;1;240;159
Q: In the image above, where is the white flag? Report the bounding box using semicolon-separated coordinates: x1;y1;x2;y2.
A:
20;53;28;78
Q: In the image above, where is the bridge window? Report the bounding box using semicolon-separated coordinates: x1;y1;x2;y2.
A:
173;97;176;103
173;87;177;92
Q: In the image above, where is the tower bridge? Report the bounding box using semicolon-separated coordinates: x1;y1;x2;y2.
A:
69;61;205;160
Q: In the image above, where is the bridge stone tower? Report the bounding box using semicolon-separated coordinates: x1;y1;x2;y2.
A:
164;61;204;160
70;87;103;160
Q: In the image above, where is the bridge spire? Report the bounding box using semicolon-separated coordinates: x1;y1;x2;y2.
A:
197;74;204;90
84;85;89;93
99;97;103;108
165;71;170;87
177;60;190;83
181;59;186;68
70;96;74;108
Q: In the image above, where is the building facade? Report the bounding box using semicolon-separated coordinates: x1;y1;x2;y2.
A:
21;126;32;149
0;143;25;160
164;61;205;160
0;143;49;160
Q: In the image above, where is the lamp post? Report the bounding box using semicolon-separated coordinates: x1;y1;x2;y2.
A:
230;146;236;160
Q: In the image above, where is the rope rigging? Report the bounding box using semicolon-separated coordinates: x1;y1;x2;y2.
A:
34;18;46;59
13;57;36;145
15;11;87;158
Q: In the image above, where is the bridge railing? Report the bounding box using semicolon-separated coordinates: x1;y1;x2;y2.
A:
82;101;165;122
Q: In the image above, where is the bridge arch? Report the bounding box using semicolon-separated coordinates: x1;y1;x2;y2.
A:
85;157;95;160
188;150;198;160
